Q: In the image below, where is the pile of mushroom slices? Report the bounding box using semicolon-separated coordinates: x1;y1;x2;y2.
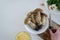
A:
24;8;47;31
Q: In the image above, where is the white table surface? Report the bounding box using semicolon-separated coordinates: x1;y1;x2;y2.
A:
0;0;60;40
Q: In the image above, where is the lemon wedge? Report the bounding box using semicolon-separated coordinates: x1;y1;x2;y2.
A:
16;32;31;40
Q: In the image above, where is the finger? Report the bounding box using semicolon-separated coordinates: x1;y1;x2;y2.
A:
55;28;60;34
49;29;54;35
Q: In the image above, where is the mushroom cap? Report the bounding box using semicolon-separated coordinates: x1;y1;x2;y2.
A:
34;8;43;12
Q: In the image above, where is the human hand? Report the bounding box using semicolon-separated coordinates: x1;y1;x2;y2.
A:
49;28;60;40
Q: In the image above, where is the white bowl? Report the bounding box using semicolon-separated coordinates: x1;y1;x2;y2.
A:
25;17;49;34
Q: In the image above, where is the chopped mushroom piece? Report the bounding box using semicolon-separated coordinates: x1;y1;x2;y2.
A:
27;21;36;29
48;4;57;10
34;8;43;12
41;13;47;25
24;17;31;24
30;14;36;24
41;14;46;25
40;3;45;6
35;12;42;25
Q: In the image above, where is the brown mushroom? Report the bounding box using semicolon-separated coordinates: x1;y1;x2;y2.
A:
41;13;47;25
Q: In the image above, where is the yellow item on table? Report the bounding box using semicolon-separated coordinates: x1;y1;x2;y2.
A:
16;32;31;40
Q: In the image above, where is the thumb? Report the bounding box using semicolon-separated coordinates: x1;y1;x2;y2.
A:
49;29;54;35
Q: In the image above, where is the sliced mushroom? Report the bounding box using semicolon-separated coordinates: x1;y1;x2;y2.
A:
48;4;57;10
27;12;32;18
27;21;36;29
30;14;36;24
24;17;36;29
24;17;31;24
35;11;42;25
41;14;46;25
34;8;43;12
40;3;45;6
